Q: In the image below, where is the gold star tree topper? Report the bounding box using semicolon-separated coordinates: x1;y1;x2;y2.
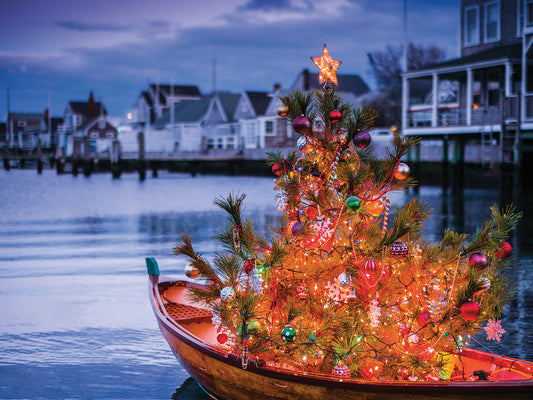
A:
311;44;342;86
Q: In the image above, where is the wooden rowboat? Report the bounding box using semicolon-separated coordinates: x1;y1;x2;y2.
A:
146;258;533;400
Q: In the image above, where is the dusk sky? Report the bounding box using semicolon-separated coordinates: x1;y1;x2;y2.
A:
1;0;459;118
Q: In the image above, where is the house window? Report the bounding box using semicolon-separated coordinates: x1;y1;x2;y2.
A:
465;6;480;46
207;139;214;149
106;132;114;138
98;119;106;129
227;137;234;149
90;132;99;139
217;138;223;149
485;2;500;42
75;115;82;126
265;120;274;135
528;0;533;26
18;120;26;127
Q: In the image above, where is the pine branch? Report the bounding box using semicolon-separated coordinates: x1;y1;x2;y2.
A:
173;234;218;281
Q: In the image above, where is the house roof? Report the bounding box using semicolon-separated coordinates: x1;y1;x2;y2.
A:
216;92;241;121
293;69;370;96
154;97;211;128
69;101;107;117
141;91;153;107
245;91;270;116
406;43;522;76
430;43;521;69
149;84;201;97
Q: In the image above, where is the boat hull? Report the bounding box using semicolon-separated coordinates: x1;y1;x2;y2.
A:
150;277;533;400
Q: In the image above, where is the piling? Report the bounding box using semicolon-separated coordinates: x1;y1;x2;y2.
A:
137;132;146;181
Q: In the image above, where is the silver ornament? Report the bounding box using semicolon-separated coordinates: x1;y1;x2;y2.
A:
297;135;311;153
184;264;200;278
338;272;352;288
394;163;410;180
220;286;235;302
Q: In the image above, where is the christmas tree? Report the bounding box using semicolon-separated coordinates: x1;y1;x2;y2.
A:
175;45;521;381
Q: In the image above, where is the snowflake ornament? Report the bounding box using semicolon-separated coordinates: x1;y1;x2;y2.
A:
325;281;347;303
311;216;335;245
485;319;505;343
248;268;263;294
276;192;287;212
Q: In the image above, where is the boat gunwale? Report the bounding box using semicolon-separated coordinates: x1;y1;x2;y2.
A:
149;276;533;395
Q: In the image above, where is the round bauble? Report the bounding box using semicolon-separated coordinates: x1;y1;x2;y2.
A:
329;110;342;124
247;319;260;334
468;252;488;270
291;221;302;236
277;104;289;117
359;365;374;379
394;163;410;180
216;332;228;344
460;301;481;321
363;258;377;273
352;131;371;149
417;310;431;328
338;272;351;288
495;242;512;259
366;200;384;217
345;195;361;211
272;164;282;176
220;286;235;302
390;242;409;259
184;264;200;278
281;325;296;342
297;135;311;153
292;115;311;135
332;361;351;378
305;206;318;220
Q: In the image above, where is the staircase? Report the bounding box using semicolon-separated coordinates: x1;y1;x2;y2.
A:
500;122;520;165
480;129;495;167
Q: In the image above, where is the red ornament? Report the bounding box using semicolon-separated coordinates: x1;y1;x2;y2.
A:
495;242;512;259
417;310;431;328
360;258;378;286
460;301;481;321
329;110;342;124
272;164;282;176
359;365;374;379
305;206;318;220
390;242;409;259
292;115;311;135
468;252;488;270
217;332;228;344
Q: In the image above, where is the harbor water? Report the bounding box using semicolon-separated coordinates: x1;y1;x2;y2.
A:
0;169;531;399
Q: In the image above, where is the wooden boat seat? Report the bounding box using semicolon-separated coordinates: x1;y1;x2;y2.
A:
159;283;213;324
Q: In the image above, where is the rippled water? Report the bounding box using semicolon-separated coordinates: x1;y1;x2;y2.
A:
0;169;531;399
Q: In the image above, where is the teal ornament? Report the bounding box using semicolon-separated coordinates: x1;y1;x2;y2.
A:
281;325;296;343
345;196;361;210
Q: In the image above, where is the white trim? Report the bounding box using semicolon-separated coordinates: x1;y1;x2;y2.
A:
403;57;518;78
404;125;502;136
464;5;480;47
466;68;473;126
484;1;500;43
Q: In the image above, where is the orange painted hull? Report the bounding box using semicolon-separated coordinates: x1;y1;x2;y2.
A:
149;276;533;400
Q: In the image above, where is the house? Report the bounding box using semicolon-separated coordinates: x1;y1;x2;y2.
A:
151;96;212;152
203;92;241;150
127;84;202;129
4;113;44;152
402;0;533;165
62;93;118;157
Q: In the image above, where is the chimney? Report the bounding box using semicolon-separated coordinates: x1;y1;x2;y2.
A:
273;83;281;92
303;69;310;91
88;92;96;117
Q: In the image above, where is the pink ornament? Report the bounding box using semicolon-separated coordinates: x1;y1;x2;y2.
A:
292;115;311;135
495;242;512;259
390;242;408;259
468;252;488;270
484;318;505;342
332;361;351;379
460;301;481;321
272;164;282;176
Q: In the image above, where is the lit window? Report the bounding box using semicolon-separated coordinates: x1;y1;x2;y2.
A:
485;2;500;42
465;6;480;46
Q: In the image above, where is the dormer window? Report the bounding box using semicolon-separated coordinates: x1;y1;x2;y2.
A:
485;2;500;43
465;6;480;46
74;115;82;126
98;119;106;129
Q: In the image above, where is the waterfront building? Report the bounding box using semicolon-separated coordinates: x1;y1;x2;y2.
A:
402;0;533;167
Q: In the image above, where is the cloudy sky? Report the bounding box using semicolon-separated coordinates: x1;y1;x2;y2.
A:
0;0;459;118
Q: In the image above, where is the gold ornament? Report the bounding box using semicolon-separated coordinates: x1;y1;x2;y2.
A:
394;163;410;180
277;104;289;117
366;200;384;217
311;44;342;86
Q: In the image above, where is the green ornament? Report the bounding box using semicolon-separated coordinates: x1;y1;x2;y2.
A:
281;325;296;343
345;196;361;211
247;319;260;334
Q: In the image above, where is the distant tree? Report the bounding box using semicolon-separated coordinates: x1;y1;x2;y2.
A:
366;43;446;126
